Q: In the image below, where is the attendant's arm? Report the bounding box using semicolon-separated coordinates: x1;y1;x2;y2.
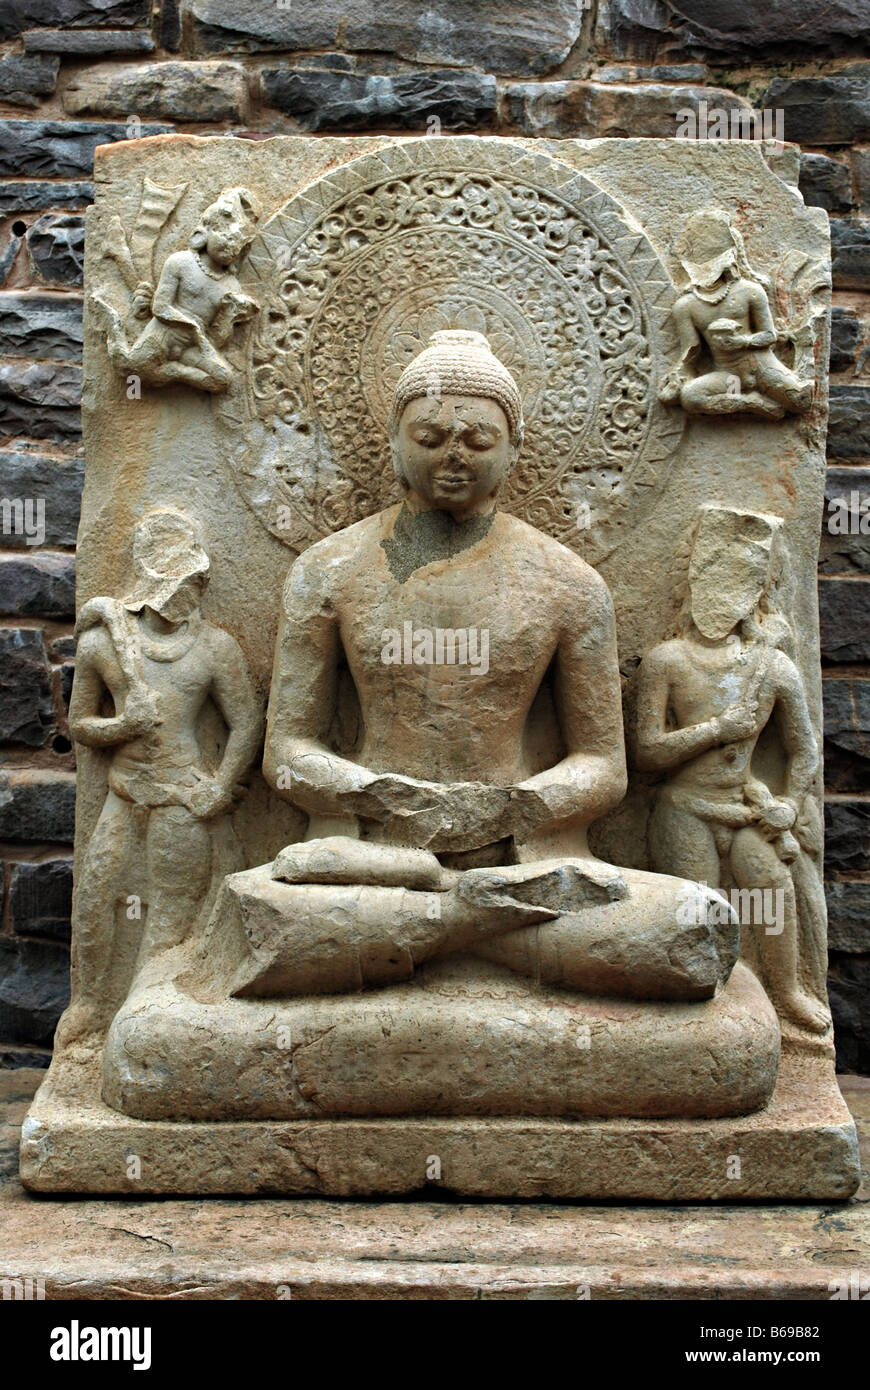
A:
744;282;777;349
674;297;703;365
635;645;735;772
660;298;703;401
772;652;820;801
68;630;155;747
194;632;264;814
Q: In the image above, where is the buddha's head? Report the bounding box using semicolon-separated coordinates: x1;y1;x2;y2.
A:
388;330;524;518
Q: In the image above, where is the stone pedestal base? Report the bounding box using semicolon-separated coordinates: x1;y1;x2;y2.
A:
20;1046;860;1199
2;1071;868;1300
101;959;780;1122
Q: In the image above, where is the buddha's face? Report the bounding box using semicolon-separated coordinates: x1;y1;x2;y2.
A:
393;394;515;517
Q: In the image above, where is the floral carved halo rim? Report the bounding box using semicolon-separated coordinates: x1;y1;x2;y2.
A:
220;137;685;564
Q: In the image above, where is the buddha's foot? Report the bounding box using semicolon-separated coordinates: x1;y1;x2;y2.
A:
777;989;830;1035
197;859;739;1002
217;871;560;999
272;836;453;890
470;872;739;1000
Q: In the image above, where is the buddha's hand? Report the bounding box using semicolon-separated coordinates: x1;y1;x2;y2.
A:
352;775;528;853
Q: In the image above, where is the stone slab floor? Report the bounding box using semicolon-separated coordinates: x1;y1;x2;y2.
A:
2;1070;869;1300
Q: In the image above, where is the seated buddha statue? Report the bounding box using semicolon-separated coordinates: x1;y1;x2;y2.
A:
102;330;781;1122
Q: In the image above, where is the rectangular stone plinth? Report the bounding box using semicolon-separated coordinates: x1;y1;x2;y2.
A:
20;1050;860;1200
3;1071;869;1299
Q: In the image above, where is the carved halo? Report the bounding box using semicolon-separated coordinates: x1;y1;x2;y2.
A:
220;138;684;563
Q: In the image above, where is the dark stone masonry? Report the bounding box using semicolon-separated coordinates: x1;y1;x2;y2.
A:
1;0;870;1071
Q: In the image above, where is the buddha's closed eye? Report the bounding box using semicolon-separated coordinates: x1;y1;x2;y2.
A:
411;427;445;447
464;428;499;450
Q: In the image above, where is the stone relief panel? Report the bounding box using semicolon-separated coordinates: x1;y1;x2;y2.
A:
20;135;859;1200
61;508;262;1042
658;208;828;422
219;139;685;564
635;505;830;1047
92;182;261;394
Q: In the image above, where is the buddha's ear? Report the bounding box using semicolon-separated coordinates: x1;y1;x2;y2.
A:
506;429;523;474
388;430;408;487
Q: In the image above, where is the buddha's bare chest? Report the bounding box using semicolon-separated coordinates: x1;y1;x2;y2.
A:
336;570;559;699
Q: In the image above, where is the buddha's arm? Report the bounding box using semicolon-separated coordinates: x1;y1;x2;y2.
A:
262;557;374;814
634;646;728;772
263;555;443;822
263;555;529;847
517;571;627;827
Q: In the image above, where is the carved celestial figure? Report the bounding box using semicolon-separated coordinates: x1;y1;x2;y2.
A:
659;209;816;419
635;505;830;1035
93;186;261;393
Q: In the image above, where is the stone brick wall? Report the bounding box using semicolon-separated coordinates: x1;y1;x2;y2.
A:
1;0;869;1070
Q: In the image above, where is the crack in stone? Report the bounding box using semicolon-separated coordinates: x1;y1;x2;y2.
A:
105;1226;175;1253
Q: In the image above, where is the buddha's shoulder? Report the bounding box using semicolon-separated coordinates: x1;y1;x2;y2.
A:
288;508;391;574
497;513;610;593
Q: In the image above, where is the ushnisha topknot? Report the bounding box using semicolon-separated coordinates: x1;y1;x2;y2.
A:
388;329;524;447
